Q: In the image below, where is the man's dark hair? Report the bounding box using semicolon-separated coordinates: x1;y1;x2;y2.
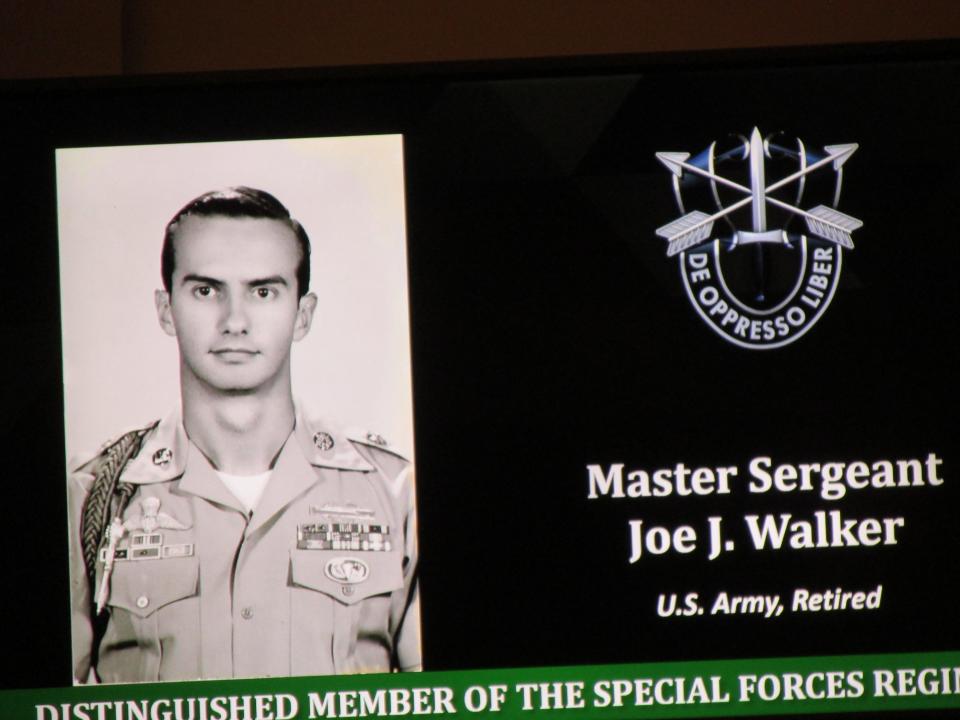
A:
161;186;312;297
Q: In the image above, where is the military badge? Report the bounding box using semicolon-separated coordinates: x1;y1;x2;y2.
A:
324;557;370;584
124;496;190;533
655;127;862;349
312;431;335;452
94;497;193;613
299;504;391;551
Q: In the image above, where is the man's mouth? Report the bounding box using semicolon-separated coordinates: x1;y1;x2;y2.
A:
210;348;260;363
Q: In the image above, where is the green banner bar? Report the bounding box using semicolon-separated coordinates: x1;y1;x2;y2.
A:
7;651;960;720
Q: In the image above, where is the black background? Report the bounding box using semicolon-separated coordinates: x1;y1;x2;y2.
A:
1;42;957;692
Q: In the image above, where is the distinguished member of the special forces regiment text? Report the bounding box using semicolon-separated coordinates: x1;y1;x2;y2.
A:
67;187;420;683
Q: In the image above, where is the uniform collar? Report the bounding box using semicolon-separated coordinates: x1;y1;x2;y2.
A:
119;408;188;485
119;404;374;486
293;403;375;472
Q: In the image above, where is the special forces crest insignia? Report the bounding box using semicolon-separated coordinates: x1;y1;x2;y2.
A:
654;128;863;349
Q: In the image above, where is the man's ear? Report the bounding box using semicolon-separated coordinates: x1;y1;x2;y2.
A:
293;292;318;341
155;290;177;337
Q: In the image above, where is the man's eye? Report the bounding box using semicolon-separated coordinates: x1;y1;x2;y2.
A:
253;287;278;300
192;286;217;299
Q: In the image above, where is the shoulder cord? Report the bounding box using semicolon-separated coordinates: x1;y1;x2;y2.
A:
78;425;155;675
79;425;154;595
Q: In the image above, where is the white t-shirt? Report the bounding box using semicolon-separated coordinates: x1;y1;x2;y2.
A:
216;470;272;514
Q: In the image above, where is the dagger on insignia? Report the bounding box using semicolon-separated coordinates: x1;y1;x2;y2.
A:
655;130;862;257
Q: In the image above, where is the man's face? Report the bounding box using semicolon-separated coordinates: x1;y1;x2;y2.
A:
155;215;316;394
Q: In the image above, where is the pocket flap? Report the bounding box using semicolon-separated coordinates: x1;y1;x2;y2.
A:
290;550;403;606
106;556;200;618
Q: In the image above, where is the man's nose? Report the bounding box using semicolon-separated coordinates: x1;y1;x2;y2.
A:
220;294;249;334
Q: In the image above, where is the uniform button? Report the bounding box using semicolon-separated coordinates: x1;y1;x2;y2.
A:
241;606;254;619
341;586;355;597
366;432;387;446
152;448;173;466
136;595;149;609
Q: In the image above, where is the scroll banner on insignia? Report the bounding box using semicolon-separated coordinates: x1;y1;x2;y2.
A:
10;651;960;720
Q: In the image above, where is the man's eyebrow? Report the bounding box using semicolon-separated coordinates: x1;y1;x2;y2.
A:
178;274;289;288
180;274;224;287
247;276;289;287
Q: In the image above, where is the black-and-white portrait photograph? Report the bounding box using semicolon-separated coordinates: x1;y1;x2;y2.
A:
56;136;420;684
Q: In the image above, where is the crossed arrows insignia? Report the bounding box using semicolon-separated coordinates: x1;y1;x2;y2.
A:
655;128;863;258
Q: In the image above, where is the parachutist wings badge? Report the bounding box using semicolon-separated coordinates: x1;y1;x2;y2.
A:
123;496;190;534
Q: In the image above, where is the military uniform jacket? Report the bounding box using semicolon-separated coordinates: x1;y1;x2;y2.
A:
68;408;419;683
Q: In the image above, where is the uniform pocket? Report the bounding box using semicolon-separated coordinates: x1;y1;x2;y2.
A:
107;556;200;617
290;550;402;606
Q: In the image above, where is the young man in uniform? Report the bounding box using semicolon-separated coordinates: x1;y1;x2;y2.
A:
68;187;420;683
